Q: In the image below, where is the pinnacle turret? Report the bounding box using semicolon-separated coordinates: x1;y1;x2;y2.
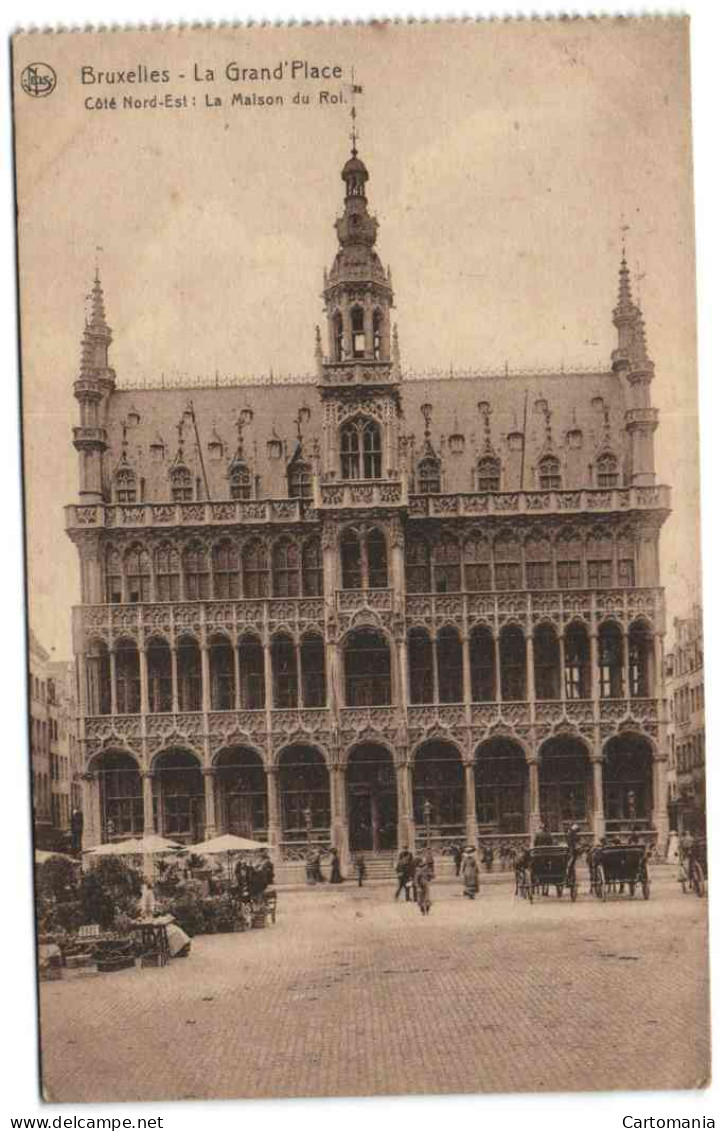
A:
79;268;115;388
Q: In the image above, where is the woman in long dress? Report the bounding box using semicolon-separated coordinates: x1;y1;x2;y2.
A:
462;847;480;899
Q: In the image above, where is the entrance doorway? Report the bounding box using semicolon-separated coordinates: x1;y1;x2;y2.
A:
346;744;397;853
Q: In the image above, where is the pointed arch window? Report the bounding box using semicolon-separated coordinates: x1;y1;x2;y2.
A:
272;538;301;597
367;528;388;589
333;312;344;362
125;545;151;603
288;458;312;499
105;547;123;604
341;529;363;590
494;533;523;591
302;537;323;596
617;531;636;588
433;534;461;593
373;309;383;361
418;456;441;495
170;465;193;503
586;530;613;588
596;452;619;488
539;456;562;490
341;417;382;480
524;534;553;591
114;467;137;504
183;543;210;601
242;539;269;598
229;462;252;501
351;306;366;358
556;533;583;590
155;544;181;602
406;536;431;594
476;456;501;493
212;539;240;599
464;532;491;592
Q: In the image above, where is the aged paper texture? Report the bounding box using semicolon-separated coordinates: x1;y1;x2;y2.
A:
12;18;708;1104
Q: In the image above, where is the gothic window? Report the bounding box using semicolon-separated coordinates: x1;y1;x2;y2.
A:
599;622;624;699
155;544;181;602
242;539;269;598
524;534;553;591
564;623;590;700
556;533;583;589
209;634;235;711
534;623;560;700
373;309;383;361
596;452;619;488
470;626;496;702
229;462;252;501
351;306;366;358
212;539;240;599
333;312;344;362
105;547;123;604
437;626;464;703
115;467;137;504
628;621;653;698
405;536;431;593
341;529;363;590
539;456;562;490
341;417;382;480
125;544;151;604
115;639;141;714
464;532;491;591
433;534;461;593
408;628;434;704
586;531;613;588
288;459;312;499
418;456;441;495
177;637;202;712
272;634;298;708
476;457;501;493
302;536;323;597
367;528;388;589
183;542;210;601
301;634;326;707
147;638;172;714
500;625;527;701
617;531;636;588
494;533;522;591
170;465;193;503
86;640;111;716
239;635;265;710
272;537;301;598
344;629;391;706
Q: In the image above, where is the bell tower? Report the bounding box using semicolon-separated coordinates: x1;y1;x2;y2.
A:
317;130;402;483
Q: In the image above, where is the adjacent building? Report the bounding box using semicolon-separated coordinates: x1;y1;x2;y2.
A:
65;139;671;875
29;638;81;849
666;606;706;837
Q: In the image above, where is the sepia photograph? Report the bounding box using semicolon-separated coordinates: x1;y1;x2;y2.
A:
11;15;709;1106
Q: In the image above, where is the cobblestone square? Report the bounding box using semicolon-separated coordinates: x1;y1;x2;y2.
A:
40;867;709;1103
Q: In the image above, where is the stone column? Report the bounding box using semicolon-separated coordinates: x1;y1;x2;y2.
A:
142;771;155;835
494;633;502;703
558;631;567;703
397;758;415;852
462;632;473;709
233;643;242;711
265;767;282;862
432;634;440;704
139;645;149;716
203;767;217;839
81;772;100;853
590;628;600;710
201;643;211;714
591;753;605;842
464;759;478;848
652;755;669;853
109;650;118;716
295;641;304;709
171;644;180;714
263;640;274;715
330;764;349;871
527;758;540;842
525;631;535;709
623;625;631;701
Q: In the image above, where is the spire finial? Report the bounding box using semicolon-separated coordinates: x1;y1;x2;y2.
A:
349;67;363;156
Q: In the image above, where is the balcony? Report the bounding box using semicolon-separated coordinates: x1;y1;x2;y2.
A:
407;483;670;519
406;588;665;631
316;479;406;510
65;496;316;532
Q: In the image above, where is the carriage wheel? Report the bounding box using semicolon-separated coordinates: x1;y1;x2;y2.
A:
570;882;578;902
597;865;607;901
692;862;705;898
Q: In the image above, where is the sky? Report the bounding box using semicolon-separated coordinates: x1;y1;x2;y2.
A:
13;19;699;658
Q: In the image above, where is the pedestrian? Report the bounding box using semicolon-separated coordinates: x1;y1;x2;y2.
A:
461;846;480;899
329;846;344;884
482;843;494;872
425;846;435;880
414;856;431;915
451;842;463;877
355;851;366;887
534;820;554;847
394;848;413;901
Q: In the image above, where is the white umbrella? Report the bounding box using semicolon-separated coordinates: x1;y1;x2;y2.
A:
187;833;270;855
34;849;79;865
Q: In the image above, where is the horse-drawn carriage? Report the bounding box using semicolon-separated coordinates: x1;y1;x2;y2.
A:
678;837;708;897
516;845;578;902
591;843;651;900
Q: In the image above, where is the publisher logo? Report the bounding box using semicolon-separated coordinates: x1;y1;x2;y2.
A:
20;63;57;98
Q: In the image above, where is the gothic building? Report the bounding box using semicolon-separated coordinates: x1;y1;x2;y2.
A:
66;139;671;874
666;607;706;837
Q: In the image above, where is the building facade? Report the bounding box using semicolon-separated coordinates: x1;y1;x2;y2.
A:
29;630;53;848
66;143;671;873
29;638;81;849
666;606;706;837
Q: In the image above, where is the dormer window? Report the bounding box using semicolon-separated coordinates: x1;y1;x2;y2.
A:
539;456;562;490
351;306;365;359
476;456;500;493
418;456;441;495
230;462;252;501
596;452;619;488
289;459;312;499
170;466;193;503
115;467;137;504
